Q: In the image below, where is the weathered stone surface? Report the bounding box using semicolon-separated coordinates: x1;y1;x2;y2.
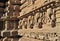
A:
0;0;60;41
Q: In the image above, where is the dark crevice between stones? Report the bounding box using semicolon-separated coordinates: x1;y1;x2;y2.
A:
9;35;23;38
0;0;8;3
0;36;4;39
0;21;5;30
0;35;23;39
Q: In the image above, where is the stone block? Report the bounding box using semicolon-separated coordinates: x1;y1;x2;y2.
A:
10;0;21;5
11;31;18;36
3;31;11;37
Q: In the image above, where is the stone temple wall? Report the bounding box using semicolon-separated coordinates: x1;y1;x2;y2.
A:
0;0;60;41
